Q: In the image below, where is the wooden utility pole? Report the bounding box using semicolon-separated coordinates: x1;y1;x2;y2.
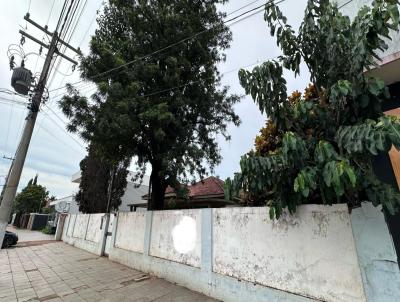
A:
0;14;79;247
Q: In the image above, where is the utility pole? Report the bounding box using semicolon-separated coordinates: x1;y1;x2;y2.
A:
0;156;14;200
0;13;79;247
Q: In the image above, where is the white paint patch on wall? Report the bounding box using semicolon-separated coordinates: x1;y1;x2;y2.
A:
150;210;202;267
115;212;146;253
73;214;89;239
85;213;103;243
213;205;366;302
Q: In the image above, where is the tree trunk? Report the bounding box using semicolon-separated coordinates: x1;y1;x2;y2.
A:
148;166;166;210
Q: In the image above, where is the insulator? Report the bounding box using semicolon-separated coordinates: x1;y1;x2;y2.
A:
9;56;15;70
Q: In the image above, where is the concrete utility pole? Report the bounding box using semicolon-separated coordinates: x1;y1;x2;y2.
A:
0;14;79;247
0;156;14;200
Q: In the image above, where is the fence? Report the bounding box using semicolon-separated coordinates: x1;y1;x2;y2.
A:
60;203;400;302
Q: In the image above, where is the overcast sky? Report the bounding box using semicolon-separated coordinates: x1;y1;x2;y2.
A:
0;0;310;198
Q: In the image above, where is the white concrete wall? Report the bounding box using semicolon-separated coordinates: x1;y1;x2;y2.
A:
66;214;75;237
61;205;399;302
150;210;202;267
62;213;107;255
115;212;146;253
85;214;103;243
351;203;400;302
62;215;70;239
213;205;365;302
72;214;89;239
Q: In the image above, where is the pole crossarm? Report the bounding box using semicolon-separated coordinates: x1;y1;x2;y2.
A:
19;30;78;65
24;13;81;55
2;156;14;161
19;30;49;49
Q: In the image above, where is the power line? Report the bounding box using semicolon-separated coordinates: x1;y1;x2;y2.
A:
126;54;281;100
46;0;88;112
78;1;102;47
47;0;274;95
0;96;29;107
32;0;57;76
49;0;285;93
226;6;266;27
35;0;65;83
0;88;28;97
224;1;268;24
13;110;27;153
59;0;78;40
339;0;354;9
48;0;88;93
37;112;86;155
4;103;13;155
49;83;97;101
56;0;69;33
46;54;280;112
35;54;279;163
46;0;57;25
65;0;88;44
48;0;83;89
60;0;81;44
42;103;86;150
226;0;263;17
40;54;281;139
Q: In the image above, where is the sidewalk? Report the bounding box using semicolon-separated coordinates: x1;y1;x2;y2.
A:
0;242;217;302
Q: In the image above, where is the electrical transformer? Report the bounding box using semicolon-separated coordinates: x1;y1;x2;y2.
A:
11;66;32;95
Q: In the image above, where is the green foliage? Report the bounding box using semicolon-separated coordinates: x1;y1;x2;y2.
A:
336;116;400;155
41;207;53;214
226;0;400;218
41;225;55;235
75;146;129;213
14;177;48;214
60;0;240;210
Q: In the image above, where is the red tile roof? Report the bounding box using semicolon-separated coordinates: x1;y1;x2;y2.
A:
165;176;224;197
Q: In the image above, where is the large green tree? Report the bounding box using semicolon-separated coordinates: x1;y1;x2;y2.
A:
75;145;129;213
13;176;48;214
225;0;400;218
60;0;240;210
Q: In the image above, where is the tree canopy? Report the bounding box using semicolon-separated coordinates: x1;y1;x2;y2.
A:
60;0;240;210
13;176;48;214
75;145;129;213
225;0;400;218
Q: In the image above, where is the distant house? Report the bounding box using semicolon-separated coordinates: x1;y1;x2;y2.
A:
50;195;80;214
52;171;151;214
131;176;237;211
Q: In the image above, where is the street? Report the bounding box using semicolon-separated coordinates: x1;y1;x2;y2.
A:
0;242;217;302
6;226;54;243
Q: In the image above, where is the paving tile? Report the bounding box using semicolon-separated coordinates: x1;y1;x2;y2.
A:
4;242;215;302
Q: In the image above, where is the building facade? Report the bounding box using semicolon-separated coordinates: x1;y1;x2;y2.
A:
338;0;400;266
